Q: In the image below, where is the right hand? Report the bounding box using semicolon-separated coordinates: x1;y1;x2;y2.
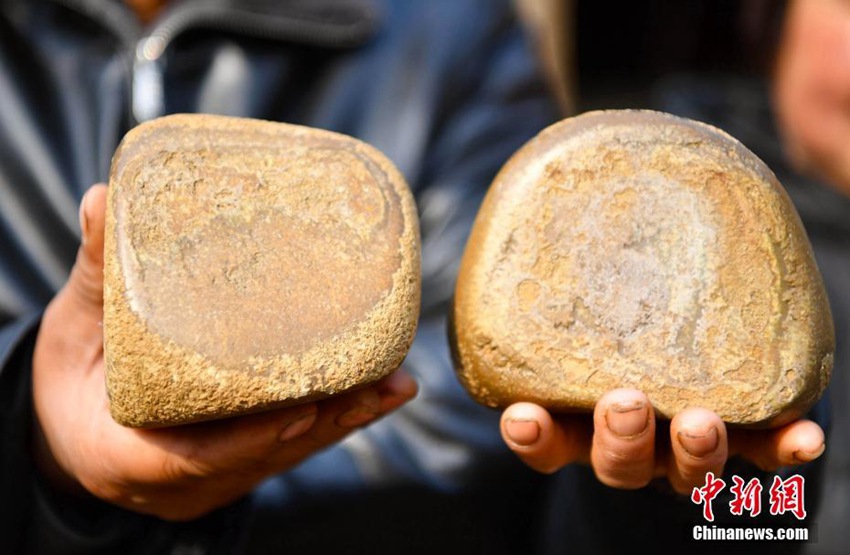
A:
500;391;825;494
31;184;418;521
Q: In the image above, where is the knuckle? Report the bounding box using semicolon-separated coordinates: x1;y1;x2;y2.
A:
162;453;197;481
600;446;640;467
70;258;103;301
593;449;653;489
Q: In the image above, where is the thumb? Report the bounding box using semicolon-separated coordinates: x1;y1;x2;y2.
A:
68;184;107;312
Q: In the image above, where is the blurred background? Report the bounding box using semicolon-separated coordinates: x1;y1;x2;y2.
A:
515;1;850;553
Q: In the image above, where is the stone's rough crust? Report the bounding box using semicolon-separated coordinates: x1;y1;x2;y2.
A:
104;113;421;428
450;109;834;428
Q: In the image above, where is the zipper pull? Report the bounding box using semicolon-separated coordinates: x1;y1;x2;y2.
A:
133;36;166;122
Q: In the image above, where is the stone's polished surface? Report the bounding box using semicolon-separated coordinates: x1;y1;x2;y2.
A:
450;109;834;428
104;114;421;428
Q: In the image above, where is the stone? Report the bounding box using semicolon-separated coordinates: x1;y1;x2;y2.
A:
449;109;834;427
104;113;421;428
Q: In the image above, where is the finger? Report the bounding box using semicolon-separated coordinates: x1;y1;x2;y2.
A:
90;383;395;517
239;386;379;473
729;419;826;472
171;369;417;469
90;408;311;519
106;402;320;483
157;377;404;477
38;184;109;363
97;372;416;501
501;402;591;474
373;368;419;413
69;184;107;312
668;408;728;494
111;378;392;478
591;389;655;489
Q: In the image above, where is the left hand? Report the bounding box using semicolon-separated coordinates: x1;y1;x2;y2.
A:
32;184;419;521
500;389;825;493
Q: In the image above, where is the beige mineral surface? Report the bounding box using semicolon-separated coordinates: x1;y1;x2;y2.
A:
450;109;834;427
104;114;421;428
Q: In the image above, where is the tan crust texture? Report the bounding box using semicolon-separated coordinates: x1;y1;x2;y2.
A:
449;109;834;428
104;114;421;428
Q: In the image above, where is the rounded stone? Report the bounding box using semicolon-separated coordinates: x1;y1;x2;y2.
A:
449;109;834;428
104;114;421;428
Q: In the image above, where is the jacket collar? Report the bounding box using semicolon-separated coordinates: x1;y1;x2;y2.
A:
5;0;380;49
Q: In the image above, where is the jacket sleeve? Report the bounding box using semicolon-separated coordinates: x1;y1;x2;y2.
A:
0;309;250;554
0;314;154;554
0;313;40;552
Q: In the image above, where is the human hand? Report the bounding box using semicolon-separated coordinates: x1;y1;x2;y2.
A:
500;389;825;494
32;184;418;521
773;0;850;195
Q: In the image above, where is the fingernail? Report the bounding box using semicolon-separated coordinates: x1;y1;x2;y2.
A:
605;401;649;437
505;419;540;446
678;427;719;457
793;443;826;463
79;193;91;244
278;411;317;442
336;389;380;428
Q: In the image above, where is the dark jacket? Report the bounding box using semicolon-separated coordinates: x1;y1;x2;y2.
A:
0;0;559;553
0;1;836;554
